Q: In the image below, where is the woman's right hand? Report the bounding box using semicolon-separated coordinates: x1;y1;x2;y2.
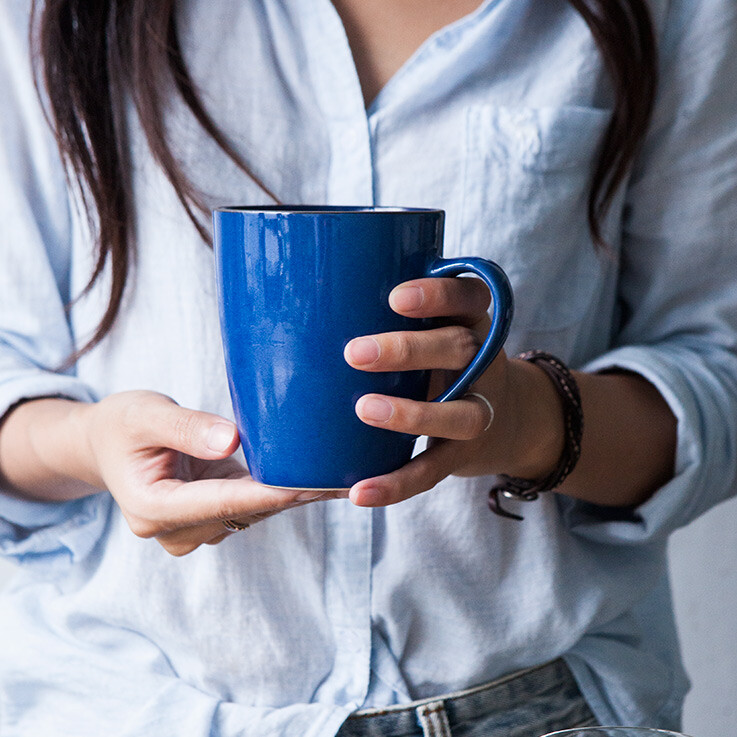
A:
81;390;347;555
0;391;344;556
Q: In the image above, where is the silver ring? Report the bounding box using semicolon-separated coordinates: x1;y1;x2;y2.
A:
465;392;494;432
222;518;250;531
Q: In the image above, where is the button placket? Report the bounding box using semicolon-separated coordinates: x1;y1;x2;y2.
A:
295;0;374;205
313;501;373;708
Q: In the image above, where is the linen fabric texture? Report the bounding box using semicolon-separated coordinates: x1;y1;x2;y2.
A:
2;0;737;735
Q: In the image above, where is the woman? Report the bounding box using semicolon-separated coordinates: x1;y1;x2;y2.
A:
0;0;735;735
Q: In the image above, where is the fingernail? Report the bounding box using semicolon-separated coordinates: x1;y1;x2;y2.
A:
390;286;424;312
346;337;380;365
351;486;383;506
207;422;236;452
358;397;394;422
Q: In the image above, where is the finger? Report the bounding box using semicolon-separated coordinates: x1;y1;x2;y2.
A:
153;506;286;555
154;520;234;556
354;392;493;440
388;277;490;324
126;395;240;461
205;533;230;546
344;325;481;372
128;476;346;534
349;438;466;507
150;495;339;555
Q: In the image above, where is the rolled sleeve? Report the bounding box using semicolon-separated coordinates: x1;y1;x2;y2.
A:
560;342;737;544
0;494;109;570
0;3;104;567
0;368;105;568
560;0;737;544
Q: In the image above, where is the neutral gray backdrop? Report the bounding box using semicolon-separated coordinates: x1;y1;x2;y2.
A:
1;496;735;736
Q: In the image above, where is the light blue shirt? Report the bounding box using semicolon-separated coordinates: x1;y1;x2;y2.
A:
2;0;737;734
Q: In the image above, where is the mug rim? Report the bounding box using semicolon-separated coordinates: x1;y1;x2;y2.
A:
214;204;444;215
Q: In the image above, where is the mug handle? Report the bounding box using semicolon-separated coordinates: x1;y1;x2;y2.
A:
425;257;514;403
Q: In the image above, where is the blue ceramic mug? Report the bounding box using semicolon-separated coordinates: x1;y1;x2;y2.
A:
213;206;513;489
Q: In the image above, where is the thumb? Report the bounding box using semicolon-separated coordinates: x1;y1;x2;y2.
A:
142;397;240;460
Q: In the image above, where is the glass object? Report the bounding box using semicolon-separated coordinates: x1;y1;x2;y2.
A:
540;729;694;737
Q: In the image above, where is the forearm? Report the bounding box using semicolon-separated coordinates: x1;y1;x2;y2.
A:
0;398;101;502
509;359;677;508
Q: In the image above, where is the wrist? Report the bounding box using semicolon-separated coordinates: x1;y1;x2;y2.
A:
502;357;565;479
0;398;103;501
66;399;104;489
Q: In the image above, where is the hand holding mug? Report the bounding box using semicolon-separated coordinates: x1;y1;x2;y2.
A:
344;274;514;506
78;391;345;556
214;206;514;491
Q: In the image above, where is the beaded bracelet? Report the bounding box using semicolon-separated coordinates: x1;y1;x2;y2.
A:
488;350;584;521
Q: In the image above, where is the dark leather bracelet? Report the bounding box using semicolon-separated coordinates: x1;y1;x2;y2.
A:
488;350;583;521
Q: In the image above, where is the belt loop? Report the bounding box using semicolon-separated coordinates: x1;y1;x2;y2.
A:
416;700;452;737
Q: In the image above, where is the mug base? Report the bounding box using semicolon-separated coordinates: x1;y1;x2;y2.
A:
261;482;350;492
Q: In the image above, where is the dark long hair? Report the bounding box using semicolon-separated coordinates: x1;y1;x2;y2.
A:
31;1;657;359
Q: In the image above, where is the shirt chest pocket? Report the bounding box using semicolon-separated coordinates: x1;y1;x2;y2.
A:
457;105;611;332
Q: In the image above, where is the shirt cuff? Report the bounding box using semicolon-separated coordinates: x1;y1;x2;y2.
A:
0;369;107;568
0;367;97;421
557;343;736;545
0;493;109;569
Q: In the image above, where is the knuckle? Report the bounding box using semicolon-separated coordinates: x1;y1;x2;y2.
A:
412;461;444;495
454;276;490;311
470;277;492;311
431;278;475;312
119;396;148;437
403;399;430;429
459;398;489;439
126;515;160;539
421;278;451;311
117;392;172;441
160;540;200;557
172;411;201;449
466;405;488;439
450;326;480;366
211;498;243;522
206;534;229;546
388;332;415;366
436;278;456;307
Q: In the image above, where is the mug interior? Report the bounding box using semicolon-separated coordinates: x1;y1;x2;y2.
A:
214;204;443;214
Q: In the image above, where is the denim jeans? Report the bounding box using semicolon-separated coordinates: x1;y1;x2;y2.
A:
336;658;597;737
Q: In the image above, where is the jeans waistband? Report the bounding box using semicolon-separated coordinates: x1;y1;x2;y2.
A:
337;658;597;737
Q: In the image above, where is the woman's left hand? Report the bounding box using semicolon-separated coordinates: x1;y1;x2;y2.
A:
343;277;552;507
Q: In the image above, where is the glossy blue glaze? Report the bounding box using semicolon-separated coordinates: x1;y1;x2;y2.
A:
213;206;513;489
